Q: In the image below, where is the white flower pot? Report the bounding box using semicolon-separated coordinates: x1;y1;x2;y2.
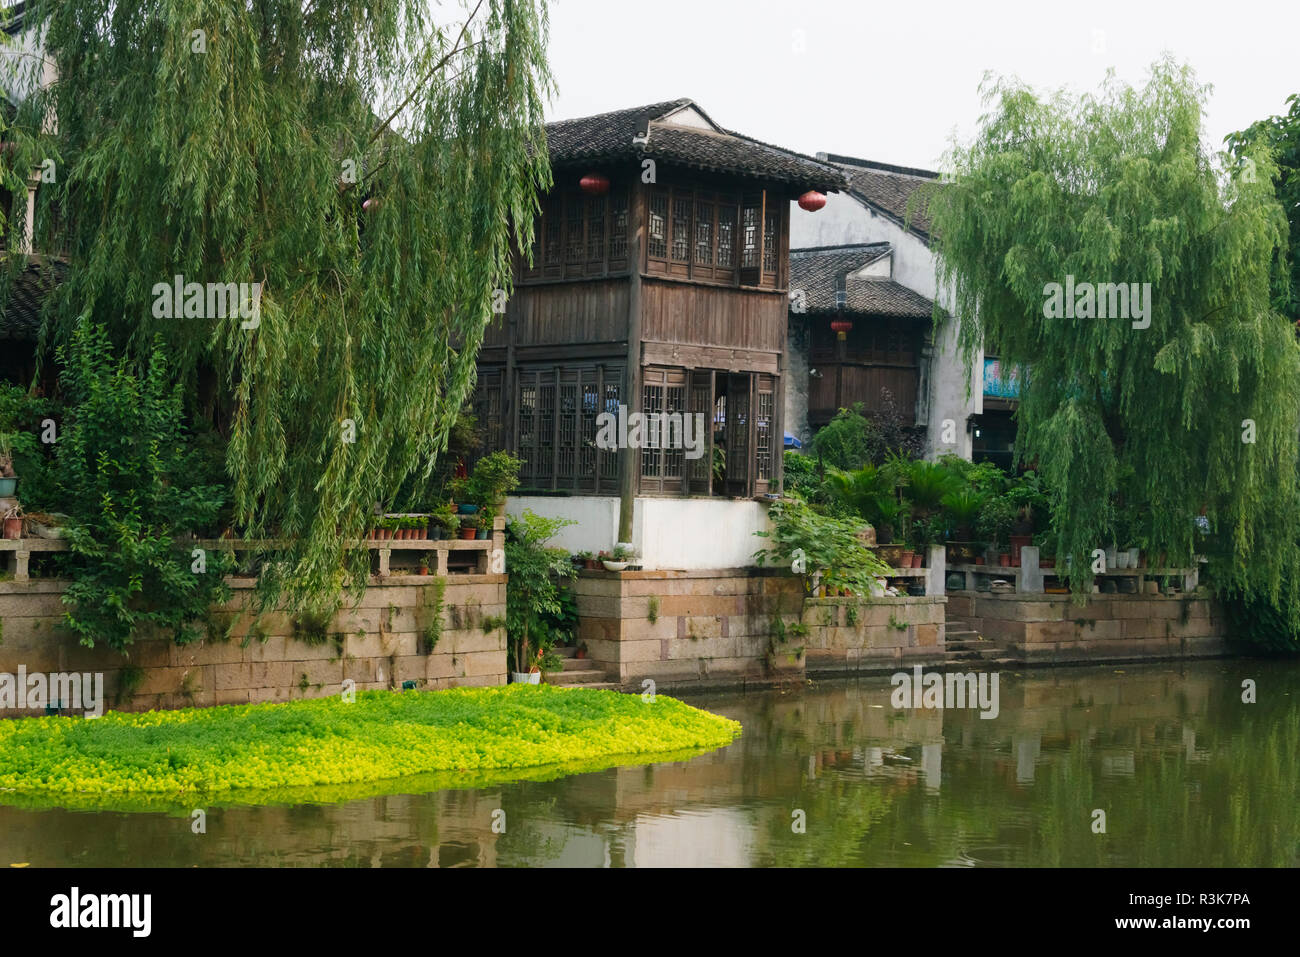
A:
602;560;629;572
511;672;541;685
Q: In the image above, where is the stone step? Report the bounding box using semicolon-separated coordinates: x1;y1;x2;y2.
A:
551;681;622;692
547;668;611;684
554;646;577;658
945;638;992;650
560;657;600;672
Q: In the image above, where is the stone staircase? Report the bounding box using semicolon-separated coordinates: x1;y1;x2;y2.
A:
545;646;620;691
944;621;1021;668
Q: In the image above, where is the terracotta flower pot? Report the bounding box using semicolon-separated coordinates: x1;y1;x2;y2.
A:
910;553;923;568
2;517;21;540
975;557;985;566
459;527;477;541
418;566;429;576
998;553;1011;567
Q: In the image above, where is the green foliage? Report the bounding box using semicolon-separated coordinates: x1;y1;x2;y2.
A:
49;324;233;652
976;494;1017;550
646;595;659;626
941;489;987;527
928;59;1300;615
505;510;577;674
0;385;52;483
895;456;962;517
418;578;446;654
782;450;822;498
9;0;554;614
1226;93;1300;322
755;498;892;596
471;451;522;506
809;404;877;470
292;611;333;648
0;687;741;799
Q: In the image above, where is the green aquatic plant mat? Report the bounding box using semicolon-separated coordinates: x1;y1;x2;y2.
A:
0;686;741;809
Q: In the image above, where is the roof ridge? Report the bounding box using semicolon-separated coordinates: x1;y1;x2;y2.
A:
820;153;940;180
791;242;892;255
547;98;691;129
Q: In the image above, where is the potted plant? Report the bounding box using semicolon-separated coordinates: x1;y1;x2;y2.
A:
474;508;493;540
940;489;985;563
450;477;479;515
602;544;634;571
977;494;1015;561
2;504;22;540
471;451;521;517
430;502;457;541
0;435;17;498
507;510;577;683
418;555;430;576
458;516;477;541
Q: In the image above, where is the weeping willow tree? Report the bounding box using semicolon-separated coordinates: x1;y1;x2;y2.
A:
926;59;1300;630
5;0;552;613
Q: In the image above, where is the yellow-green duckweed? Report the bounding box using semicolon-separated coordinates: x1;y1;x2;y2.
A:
0;686;742;804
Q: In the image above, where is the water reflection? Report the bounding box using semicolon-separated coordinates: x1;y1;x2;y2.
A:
1;660;1297;867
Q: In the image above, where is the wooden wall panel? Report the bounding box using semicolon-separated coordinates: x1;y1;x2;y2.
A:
809;363;918;424
504;279;630;347
640;280;786;354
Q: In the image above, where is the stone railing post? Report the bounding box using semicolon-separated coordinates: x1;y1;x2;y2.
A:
1018;545;1043;594
926;545;946;596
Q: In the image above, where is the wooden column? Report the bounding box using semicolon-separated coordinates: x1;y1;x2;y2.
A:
618;184;645;543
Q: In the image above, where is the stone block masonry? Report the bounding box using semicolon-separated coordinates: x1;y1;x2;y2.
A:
573;567;808;691
572;568;948;689
944;591;1227;664
0;574;506;716
802;596;947;675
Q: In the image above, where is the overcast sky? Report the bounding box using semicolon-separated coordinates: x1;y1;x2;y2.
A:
541;0;1299;171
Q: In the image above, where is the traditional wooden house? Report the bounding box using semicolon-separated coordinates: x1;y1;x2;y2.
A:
787;154;1017;466
475;99;845;567
787;242;933;437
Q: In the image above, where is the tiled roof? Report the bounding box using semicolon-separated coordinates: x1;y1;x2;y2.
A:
820;154;942;241
789;243;935;319
0;257;65;341
546;99;848;193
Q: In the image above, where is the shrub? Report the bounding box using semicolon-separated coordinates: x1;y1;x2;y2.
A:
505;510;577;674
50;324;234;652
755;498;892;595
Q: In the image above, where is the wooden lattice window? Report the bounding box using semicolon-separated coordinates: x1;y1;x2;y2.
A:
586;198;605;262
648;190;668;259
609;190;628;259
755;378;774;491
565;202;584;263
671;196;691;262
544;197;562;265
473;368;505;455
515;365;623;493
640;367;691;493
717;204;736;267
763;208;779;274
741;203;761;269
695;201;714;265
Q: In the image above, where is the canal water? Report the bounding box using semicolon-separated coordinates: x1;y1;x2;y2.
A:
1;659;1296;867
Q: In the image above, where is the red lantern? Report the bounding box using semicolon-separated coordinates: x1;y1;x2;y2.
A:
580;173;610;195
798;190;827;212
830;318;853;341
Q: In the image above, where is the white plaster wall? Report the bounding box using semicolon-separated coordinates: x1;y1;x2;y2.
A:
505;495;773;569
789;195;983;460
506;496;620;555
634;498;772;569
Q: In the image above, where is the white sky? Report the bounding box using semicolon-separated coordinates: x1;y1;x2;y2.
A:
542;0;1300;171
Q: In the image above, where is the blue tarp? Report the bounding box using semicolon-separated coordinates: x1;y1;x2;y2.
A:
784;432;802;449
